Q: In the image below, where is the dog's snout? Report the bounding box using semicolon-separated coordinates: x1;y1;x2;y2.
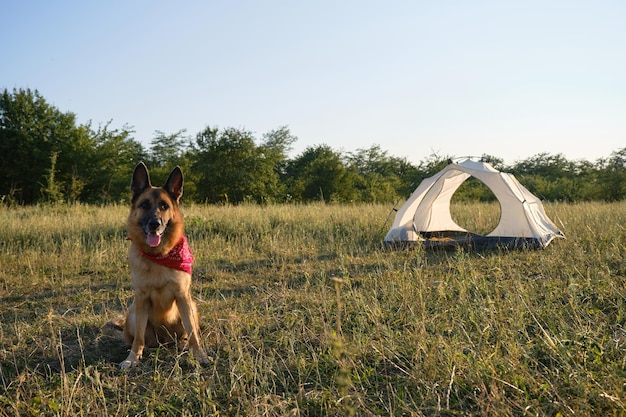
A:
148;218;162;231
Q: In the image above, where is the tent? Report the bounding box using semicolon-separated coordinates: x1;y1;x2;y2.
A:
384;158;564;249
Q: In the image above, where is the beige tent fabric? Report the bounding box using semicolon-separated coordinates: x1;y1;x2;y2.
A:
385;158;564;248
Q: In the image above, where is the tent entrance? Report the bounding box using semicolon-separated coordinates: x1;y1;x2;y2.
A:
449;178;501;236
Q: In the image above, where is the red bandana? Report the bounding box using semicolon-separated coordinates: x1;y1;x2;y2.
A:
130;235;195;274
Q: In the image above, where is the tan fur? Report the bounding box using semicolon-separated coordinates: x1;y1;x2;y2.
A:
116;162;208;369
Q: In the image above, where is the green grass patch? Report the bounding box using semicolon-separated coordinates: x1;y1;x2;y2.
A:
1;202;625;416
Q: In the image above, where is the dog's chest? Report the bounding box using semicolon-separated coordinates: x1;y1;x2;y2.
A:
129;247;190;291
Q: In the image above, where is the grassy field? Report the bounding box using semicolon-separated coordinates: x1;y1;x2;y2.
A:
0;201;625;416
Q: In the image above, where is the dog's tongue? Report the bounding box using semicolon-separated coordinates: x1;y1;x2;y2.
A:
147;232;161;247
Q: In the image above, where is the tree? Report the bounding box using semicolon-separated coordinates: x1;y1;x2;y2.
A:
191;126;289;204
511;153;575;181
142;129;198;197
259;126;298;202
285;145;358;203
345;145;419;202
80;122;146;203
147;129;188;168
596;147;626;201
511;153;584;201
0;88;94;204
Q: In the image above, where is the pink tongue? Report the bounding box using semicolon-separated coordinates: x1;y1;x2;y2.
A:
147;232;161;247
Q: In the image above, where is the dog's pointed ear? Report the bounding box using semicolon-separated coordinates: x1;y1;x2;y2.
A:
131;162;152;201
164;166;183;202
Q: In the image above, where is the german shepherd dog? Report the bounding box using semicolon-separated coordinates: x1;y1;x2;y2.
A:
115;162;208;368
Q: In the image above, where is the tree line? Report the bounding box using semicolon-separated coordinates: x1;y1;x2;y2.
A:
1;88;625;205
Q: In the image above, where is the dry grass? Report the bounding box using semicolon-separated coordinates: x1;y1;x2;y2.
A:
1;201;625;416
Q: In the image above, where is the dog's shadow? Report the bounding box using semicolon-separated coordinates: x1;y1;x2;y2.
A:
15;322;198;374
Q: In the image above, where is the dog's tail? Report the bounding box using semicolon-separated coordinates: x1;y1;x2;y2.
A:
101;317;126;341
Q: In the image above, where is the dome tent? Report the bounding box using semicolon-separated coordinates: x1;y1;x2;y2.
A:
384;158;564;249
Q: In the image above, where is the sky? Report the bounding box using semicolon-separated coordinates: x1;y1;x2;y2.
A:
2;1;625;165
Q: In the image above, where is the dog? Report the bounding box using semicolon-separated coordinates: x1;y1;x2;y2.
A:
114;162;208;369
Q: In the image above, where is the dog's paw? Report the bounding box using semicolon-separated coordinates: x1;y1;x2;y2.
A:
119;352;140;369
119;359;136;369
195;348;210;366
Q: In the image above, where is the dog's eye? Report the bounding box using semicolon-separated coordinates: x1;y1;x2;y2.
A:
159;202;169;211
139;200;151;210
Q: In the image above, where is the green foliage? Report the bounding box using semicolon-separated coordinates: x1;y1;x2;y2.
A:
79;123;145;203
191;126;292;203
512;152;574;181
346;145;416;203
451;177;498;202
147;129;188;168
41;151;63;203
0;88;93;204
256;126;298;202
285;145;359;203
1;88;625;205
0;89;145;204
143;129;197;197
596;148;626;201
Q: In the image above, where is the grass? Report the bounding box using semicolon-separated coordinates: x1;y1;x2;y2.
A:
0;201;625;416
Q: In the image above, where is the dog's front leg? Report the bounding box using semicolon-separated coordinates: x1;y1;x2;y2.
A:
120;294;150;369
176;294;209;365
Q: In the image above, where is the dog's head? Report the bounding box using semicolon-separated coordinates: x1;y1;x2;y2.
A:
127;162;184;254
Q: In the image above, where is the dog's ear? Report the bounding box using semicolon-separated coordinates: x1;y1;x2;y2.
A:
131;162;152;201
164;166;183;202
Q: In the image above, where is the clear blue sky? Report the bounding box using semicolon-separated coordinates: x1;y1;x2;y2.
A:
2;1;625;164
